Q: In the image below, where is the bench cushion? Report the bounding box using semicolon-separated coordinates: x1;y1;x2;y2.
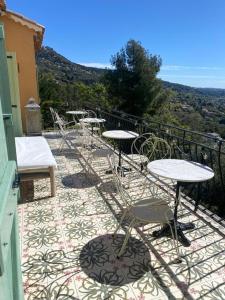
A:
15;137;57;171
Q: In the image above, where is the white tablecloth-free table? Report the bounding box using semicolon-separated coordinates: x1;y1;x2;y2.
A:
80;118;106;124
15;137;57;197
80;118;106;135
66;111;87;115
147;159;214;183
66;111;87;124
103;130;139;169
102;130;139;140
147;159;214;246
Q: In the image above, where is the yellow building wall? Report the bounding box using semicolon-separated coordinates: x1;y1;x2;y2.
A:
0;15;39;131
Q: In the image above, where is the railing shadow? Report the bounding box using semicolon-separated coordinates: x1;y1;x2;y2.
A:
23;134;225;299
75;140;225;300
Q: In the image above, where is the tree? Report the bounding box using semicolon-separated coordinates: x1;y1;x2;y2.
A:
39;73;111;128
104;39;167;116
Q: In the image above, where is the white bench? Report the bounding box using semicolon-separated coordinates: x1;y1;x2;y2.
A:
15;137;57;197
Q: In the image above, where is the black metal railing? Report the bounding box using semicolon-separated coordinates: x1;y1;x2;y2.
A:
85;106;225;217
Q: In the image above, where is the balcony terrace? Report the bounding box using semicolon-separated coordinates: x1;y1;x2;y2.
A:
18;129;225;300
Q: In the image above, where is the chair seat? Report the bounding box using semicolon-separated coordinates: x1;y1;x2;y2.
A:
92;127;101;131
126;154;148;165
130;198;173;223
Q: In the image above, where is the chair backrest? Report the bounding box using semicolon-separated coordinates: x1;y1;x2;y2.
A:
80;119;93;148
49;107;57;123
54;112;70;138
131;132;155;155
140;135;171;162
107;154;132;208
55;113;66;135
86;110;97;118
108;153;172;211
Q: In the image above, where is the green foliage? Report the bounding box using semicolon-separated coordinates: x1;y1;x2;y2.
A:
37;45;225;138
39;74;111;128
104;39;168;116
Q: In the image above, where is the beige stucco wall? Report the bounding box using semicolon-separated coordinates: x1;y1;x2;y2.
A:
0;15;39;131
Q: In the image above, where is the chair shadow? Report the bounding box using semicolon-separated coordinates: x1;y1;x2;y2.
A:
98;180;117;194
51;148;71;156
51;148;81;157
79;233;151;286
76;155;194;299
62;172;101;188
44;133;60;139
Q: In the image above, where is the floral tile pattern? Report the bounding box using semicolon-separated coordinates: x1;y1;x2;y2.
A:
18;132;225;300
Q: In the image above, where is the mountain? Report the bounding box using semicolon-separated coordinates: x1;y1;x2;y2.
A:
163;81;225;99
37;46;105;84
37;46;225;138
37;46;225;98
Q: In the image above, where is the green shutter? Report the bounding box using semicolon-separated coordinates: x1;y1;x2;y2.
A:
7;52;23;137
0;24;16;161
0;23;24;300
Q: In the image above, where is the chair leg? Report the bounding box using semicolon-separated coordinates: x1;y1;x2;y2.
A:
113;209;128;239
59;138;64;152
117;218;136;258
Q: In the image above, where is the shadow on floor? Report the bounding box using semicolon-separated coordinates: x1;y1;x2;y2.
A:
79;233;151;286
62;172;101;188
97;180;117;194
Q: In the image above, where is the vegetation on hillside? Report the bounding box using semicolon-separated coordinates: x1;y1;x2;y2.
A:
37;43;225;137
39;73;110;128
37;46;104;84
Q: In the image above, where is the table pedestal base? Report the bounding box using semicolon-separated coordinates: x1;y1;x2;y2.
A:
105;165;132;176
152;221;195;247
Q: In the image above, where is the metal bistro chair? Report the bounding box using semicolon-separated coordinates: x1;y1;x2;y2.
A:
86;109;102;134
80;119;113;172
49;107;57;130
79;118;94;150
139;135;175;184
55;111;76;130
108;154;181;263
55;112;79;151
124;132;155;171
123;134;174;191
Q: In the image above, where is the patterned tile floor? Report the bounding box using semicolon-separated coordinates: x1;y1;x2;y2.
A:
18;132;225;300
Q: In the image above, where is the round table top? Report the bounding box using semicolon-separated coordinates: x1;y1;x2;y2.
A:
66;111;87;115
102;130;139;140
79;117;106;123
147;159;214;183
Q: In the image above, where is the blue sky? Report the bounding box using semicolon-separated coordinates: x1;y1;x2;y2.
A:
7;0;225;88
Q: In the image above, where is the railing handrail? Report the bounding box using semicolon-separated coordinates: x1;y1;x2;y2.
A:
81;104;225;217
91;106;225;155
104;108;225;144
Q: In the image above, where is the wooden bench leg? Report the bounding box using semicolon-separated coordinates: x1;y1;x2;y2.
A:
49;167;56;197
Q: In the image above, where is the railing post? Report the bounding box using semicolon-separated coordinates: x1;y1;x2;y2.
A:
217;140;225;200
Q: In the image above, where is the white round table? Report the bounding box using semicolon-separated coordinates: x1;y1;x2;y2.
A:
103;130;139;171
66;111;87;124
80;118;105;133
102;130;139;140
66;110;87;115
147;159;214;246
80;118;106;124
147;159;214;183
